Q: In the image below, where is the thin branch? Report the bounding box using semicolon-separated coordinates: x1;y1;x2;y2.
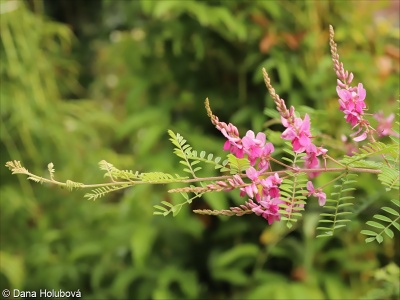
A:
7;160;382;192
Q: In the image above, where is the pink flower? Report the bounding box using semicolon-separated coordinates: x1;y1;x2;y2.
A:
337;83;367;127
221;124;244;158
240;166;267;201
303;144;319;169
307;181;326;206
227;174;245;188
350;125;368;142
242;130;266;165
245;166;262;181
240;169;282;202
241;183;259;200
303;144;327;178
258;142;274;169
281;114;312;153
260;173;282;199
247;197;283;225
374;111;400;138
239;167;260;200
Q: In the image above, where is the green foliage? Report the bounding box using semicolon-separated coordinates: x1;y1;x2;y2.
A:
84;185;129;201
378;166;400;191
169;130;202;177
361;263;400;299
361;199;400;244
340;142;398;166
340;141;400;191
317;174;358;237
278;144;307;228
2;1;398;299
153;188;204;217
190;151;229;172
226;154;251;175
168;130;230;176
279;172;307;229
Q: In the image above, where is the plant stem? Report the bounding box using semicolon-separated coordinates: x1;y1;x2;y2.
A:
17;165;381;190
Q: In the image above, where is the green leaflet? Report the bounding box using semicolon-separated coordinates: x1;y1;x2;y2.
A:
317;174;358;238
153;186;205;217
340;142;398;166
361;199;400;244
84;185;130;201
226;154;250;174
168;130;230;177
378;166;400;191
279;143;307;229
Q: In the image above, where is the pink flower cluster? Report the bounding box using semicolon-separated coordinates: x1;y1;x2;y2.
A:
221;125;274;169
280;107;327;177
218;168;283;225
216;121;283;223
336;81;370;142
212;113;326;224
336;62;373;142
337;83;366;127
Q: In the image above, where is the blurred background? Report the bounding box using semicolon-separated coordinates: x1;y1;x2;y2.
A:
1;0;399;299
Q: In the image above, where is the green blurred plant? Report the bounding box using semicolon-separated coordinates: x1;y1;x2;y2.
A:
2;1;399;300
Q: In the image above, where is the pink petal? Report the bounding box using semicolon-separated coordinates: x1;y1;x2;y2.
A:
256;132;266;144
353;132;367;142
246;167;258;181
302;114;311;132
307;181;314;192
223;140;230;151
357;83;366;101
318;192;326;206
281;128;296;140
337;88;352;101
245;130;255;139
281;116;289;127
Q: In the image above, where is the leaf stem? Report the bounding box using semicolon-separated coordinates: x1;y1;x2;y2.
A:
10;164;382;191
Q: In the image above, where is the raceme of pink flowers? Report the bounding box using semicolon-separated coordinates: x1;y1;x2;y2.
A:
280;107;327;178
337;83;367;127
336;73;370;142
213;116;327;224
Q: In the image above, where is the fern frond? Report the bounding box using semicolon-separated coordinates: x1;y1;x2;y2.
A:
187;150;230;173
48;162;55;180
84;185;130;201
65;180;84;191
340;142;397;166
98;160;141;181
317;173;358;237
346;160;383;169
28;176;44;184
378;166;400;191
168;130;200;178
361;199;400;244
140;172;184;183
279;171;307;228
110;169;142;180
5;160;29;175
153;189;205;217
226;153;250;174
277;145;308;228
